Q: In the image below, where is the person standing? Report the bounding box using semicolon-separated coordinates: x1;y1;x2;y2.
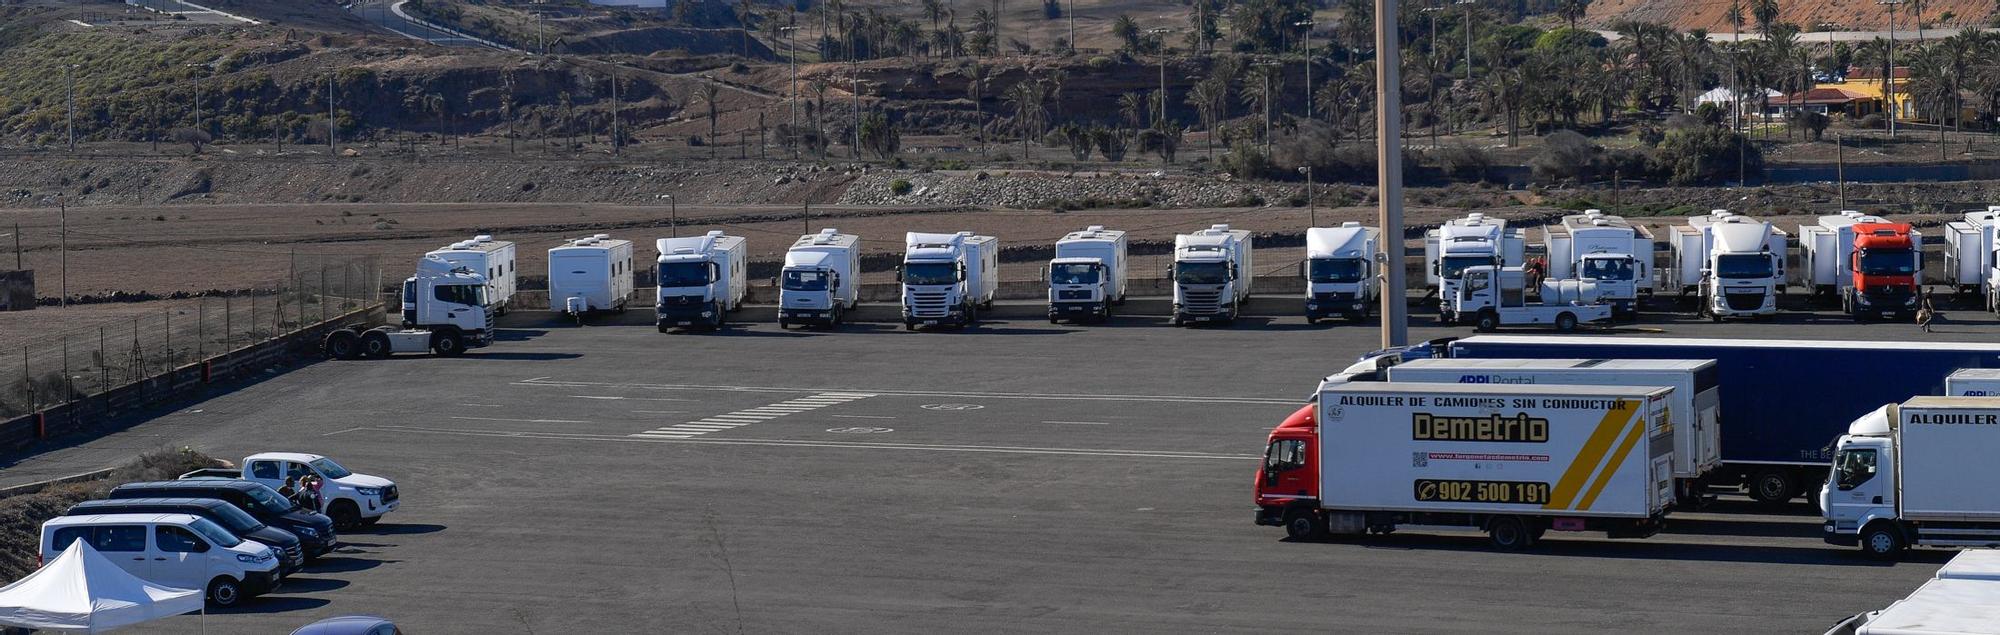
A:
1916;290;1938;333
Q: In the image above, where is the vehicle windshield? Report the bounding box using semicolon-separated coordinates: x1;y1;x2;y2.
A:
1858;248;1916;276
1439;256;1492;280
658;262;713;288
1175;261;1230;285
1714;254;1774;279
1581;257;1635;281
1835;448;1878;490
208;504;265;533
1308;258;1366;284
243;485;298;514
782;269;830;291
188;517;242;548
433;284;484;307
1050;263;1100;285
309;458;352;479
904;262;958;286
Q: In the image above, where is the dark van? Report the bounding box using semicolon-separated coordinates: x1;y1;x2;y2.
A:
109;480;336;558
69;498;306;573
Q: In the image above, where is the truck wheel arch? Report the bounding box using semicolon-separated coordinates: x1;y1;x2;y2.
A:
1859;520;1907;558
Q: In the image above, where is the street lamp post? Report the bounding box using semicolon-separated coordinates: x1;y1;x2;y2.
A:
65;64;78;152
780;25;801;160
1298;166;1315;227
1881;0;1903;138
1252;60;1282;154
1375;0;1407;347
665;194;678;238
1295;19;1315;119
1456;0;1475;82
1148;27;1174;170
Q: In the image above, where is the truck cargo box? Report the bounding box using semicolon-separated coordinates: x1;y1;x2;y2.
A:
1858;578;2000;635
1896;397;2000;522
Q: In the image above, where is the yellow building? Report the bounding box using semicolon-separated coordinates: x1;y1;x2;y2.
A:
1839;66;1914;120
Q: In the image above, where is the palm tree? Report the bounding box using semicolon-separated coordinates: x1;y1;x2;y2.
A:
1113;14;1142;53
698;80;722;159
1186;78;1223;157
1752;0;1779;39
738;0;757;57
1672;30;1713;111
1724;0;1747;131
923;0;945;32
425;93;448;146
1240;65;1282;152
966;64;990;155
1004;78;1047;157
1117;91;1148;135
1045;69;1067;123
1557;0;1590;30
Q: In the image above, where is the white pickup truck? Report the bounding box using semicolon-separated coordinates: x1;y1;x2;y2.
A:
184;452;400;530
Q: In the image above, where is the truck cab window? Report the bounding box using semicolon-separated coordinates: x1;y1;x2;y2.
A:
155;526;208;553
1308;258;1365;283
1835;448;1878;490
1582;258;1634;281
433;284;482;306
903;262;958;286
1265;439;1307;471
783;270;830;291
1049;264;1099;285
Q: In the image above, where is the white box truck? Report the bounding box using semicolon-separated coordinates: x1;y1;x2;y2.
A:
427;235;517;314
901;231;998;330
1255;382;1675;548
547;234;634;316
1172;224;1253;326
1948;369;2000;397
779;229;861;329
1542;210;1654;318
1303;223;1379;323
1943;206;2000;311
1425;213;1526;316
1822;396;2000;558
655;231;747;332
1046;226;1127;324
1665;210;1787;320
1384;358;1723;503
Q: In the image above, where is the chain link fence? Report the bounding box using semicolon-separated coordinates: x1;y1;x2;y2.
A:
0;256;380;419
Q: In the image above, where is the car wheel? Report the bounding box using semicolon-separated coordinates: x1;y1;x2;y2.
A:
207;576;243;608
1475;312;1499;332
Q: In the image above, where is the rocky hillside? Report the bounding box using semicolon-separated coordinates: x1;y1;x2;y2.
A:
1584;0;1994;30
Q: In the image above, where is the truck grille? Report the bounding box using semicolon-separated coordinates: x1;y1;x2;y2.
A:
1182;290;1224;313
909;291;952;317
1312;292;1353;302
1056;289;1092;301
1862;288;1913;306
660;295;702;307
1723;292;1764;311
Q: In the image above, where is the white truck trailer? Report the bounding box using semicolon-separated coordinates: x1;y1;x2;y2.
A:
901;231;998;330
779;229;861;329
1256;382;1675;549
1542;210;1654;317
329;255;493;359
427;235;517;315
547;234;634;316
1665;210;1788;320
655;231;747;332
1823;396;2000;558
1303;223;1379;324
1942;206;2000;310
1172;224;1253;326
1046;226;1128;324
1449;265;1612;331
1425;213;1526;313
1948;369;2000;397
1385;358;1723;503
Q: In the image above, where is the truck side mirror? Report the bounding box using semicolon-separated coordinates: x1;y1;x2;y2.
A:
1038;265;1047;283
1298;261;1306;278
895;265;903;282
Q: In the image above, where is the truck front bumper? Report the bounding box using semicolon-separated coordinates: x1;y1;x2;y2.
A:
1049;301;1106;319
1306;299;1368;320
781;307;838;325
241;568;281;596
1823;523;1860;546
1254;506;1288;527
657;304;720;327
903;307;970;327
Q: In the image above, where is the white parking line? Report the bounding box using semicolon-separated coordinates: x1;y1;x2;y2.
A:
629;393;876;439
374;425;1259;460
829;414;897;420
451;416;590;424
519;378;1297;405
632;410;687;415
1043;420;1112;425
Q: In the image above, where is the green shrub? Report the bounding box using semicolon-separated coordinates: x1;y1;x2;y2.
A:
889;179;914;195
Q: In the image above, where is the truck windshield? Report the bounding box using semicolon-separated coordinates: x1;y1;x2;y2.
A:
904;262;958;286
1858;248;1916;276
433;284;484;307
658;262;712;287
1834;448;1878;490
782;269;830;291
1050;263;1100;285
1175;261;1230;285
1264;439;1306;470
1714;254;1774;279
309;458;353;479
1581;257;1635;281
1308;258;1365;283
1439;256;1491;280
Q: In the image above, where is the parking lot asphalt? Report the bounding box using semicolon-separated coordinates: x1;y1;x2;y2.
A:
5;306;1996;633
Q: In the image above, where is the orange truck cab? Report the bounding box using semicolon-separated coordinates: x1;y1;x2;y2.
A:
1847;222;1922;320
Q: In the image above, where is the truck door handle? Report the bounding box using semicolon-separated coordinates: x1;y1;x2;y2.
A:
1873;496;1883;504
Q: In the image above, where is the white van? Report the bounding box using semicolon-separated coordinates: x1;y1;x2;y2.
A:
42;513;281;607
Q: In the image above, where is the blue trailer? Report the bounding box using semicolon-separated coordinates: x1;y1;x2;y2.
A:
1437;335;2000;504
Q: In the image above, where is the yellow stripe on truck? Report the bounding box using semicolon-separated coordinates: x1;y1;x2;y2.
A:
1575;404;1647;511
1544;399;1637;511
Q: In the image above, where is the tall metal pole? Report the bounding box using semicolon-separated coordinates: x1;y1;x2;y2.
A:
1836;133;1847;210
65;65;76;152
1882;0;1902;138
1149;28;1173;169
1459;0;1474;82
1068;0;1076;53
326;75;336;156
1297;20;1315;119
782;25;799;160
669;195;678;238
1375;0;1407;347
58;196;67;310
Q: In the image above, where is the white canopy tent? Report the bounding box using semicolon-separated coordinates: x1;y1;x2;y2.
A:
0;541;203;633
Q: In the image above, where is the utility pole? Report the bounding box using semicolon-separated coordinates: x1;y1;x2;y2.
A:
1882;0;1902;138
1296;19;1315;119
326;74;336;156
1375;0;1407;347
612;74;622;156
1836;133;1847;210
1068;0;1076;53
1149;27;1174;170
57;195;67;309
666;194;678;238
851;60;862;159
1299;166;1316;227
1458;0;1475;82
1253;60;1281;154
65;64;78;152
781;25;801;160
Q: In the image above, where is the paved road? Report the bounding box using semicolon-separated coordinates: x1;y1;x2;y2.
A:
4;308;1991;633
348;0;508;50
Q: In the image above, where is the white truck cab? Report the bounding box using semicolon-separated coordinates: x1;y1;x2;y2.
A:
780;229;862;329
1426;213;1525;322
656;231;748;332
1823;397;2000;558
1172;224;1253;326
42;513;281;607
1543;210;1653;317
332;255;492;360
901;231;998;330
241;452;399;530
1047;226;1128;324
1303;223;1379;323
1667;211;1787;320
1452;265;1612;331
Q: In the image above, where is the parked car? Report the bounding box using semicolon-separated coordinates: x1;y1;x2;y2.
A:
109;480;336;558
292;616;404;635
185;452;401;529
67;497;304;574
41;513;280;607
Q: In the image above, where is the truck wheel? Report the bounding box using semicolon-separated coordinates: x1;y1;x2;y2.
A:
1283;510;1324;541
323;330;361;360
207;576;243;608
1710;314;1722;323
904;322;916;331
1861;522;1906;559
1486;516;1535;550
658;323;672;334
1748;470;1797;504
1555;312;1578;332
430;332;465;357
360;331;392;359
329;501;362;531
1475;312;1499;332
778;319;791;330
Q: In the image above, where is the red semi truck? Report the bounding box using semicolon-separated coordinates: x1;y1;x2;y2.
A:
1802;214;1923;321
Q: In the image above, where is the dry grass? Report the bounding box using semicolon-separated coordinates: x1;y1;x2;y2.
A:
0;447;222;584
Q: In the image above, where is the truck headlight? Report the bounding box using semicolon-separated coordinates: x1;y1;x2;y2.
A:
356;487;382;497
1905;296;1918;306
1352;303;1365;309
1855;296;1870;306
701;311;714;317
1306;302;1318;309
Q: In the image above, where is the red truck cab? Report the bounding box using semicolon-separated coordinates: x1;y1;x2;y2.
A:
1253;404;1323;538
1847;222;1921;320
